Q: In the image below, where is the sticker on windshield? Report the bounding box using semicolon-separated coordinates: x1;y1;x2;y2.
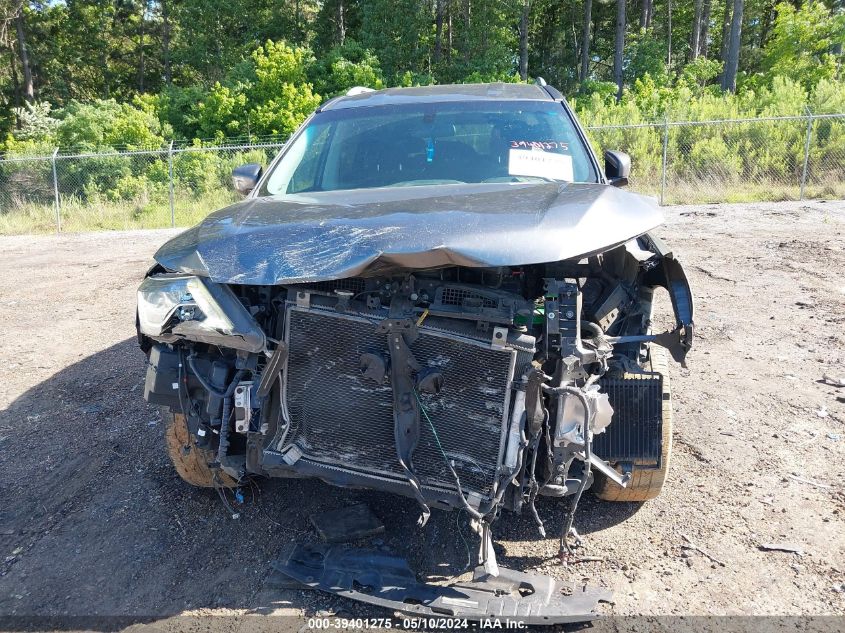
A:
510;140;569;150
508;148;573;182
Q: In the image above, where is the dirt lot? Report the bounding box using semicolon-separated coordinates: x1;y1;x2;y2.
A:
0;200;844;626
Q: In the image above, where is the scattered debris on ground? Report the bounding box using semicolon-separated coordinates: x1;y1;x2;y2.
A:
310;504;385;543
759;543;805;556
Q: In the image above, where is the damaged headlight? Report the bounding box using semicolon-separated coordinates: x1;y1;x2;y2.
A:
137;274;265;353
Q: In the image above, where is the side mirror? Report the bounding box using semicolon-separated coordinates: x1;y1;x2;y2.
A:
604;150;631;187
232;163;263;195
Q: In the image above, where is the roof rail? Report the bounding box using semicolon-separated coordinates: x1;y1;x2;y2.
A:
346;86;376;96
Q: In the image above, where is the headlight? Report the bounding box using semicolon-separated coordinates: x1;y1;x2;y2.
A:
137;274;265;353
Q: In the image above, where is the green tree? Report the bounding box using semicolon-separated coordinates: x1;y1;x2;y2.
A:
245;40;322;137
308;40;384;97
762;2;844;92
358;0;430;82
54;99;167;150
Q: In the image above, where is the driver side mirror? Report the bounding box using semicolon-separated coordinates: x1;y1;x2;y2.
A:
604;150;631;187
232;163;263;195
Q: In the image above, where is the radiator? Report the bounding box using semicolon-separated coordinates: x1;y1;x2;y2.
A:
281;306;522;498
592;374;663;467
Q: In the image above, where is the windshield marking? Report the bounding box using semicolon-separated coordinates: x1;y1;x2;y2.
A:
508;149;574;182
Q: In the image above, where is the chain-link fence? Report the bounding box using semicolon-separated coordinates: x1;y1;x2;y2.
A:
1;113;843;234
0;141;284;234
585;112;845;205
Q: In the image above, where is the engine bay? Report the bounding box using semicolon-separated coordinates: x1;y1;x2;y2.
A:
139;233;693;569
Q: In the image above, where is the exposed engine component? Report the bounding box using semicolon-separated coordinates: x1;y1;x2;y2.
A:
138;235;694;574
233;381;253;434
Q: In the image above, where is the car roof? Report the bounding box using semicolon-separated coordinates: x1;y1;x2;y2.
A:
320;82;555;111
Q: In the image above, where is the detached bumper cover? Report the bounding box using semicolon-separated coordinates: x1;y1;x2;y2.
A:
274;544;612;625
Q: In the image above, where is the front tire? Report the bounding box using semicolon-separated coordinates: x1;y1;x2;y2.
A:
592;345;673;501
162;408;236;488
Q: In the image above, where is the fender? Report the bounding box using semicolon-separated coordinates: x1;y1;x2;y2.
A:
642;233;695;363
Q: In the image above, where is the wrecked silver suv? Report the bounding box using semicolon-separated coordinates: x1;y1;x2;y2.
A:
137;83;693;623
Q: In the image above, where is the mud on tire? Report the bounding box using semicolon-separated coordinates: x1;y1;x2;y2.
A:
592;345;673;502
162;408;236;488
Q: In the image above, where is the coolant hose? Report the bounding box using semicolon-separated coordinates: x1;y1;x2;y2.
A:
581;321;604;338
186;353;227;398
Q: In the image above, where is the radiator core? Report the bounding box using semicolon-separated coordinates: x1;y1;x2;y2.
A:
282;306;519;498
592;374;664;466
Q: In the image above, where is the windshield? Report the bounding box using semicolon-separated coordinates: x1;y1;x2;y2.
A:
262;101;598;196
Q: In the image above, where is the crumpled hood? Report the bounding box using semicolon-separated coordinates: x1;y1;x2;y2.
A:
155;182;663;285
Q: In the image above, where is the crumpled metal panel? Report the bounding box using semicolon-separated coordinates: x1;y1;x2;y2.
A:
154;182;663;285
273;543;612;624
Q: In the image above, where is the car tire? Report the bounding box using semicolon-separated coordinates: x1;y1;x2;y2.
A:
162;408;236;488
592;345;673;502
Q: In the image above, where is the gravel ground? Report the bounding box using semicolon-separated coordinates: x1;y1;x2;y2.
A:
0;200;844;626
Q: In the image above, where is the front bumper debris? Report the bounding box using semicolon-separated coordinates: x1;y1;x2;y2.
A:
274;544;612;625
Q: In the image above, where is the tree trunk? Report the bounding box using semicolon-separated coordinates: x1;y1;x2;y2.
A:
579;0;592;81
447;0;453;61
613;0;625;101
667;0;672;68
690;0;703;60
9;48;21;110
640;0;651;28
138;2;146;93
337;0;346;45
100;49;110;98
434;0;443;62
719;0;731;65
699;0;712;57
758;1;773;50
162;0;171;85
15;9;33;102
721;0;742;92
518;0;529;80
463;0;471;62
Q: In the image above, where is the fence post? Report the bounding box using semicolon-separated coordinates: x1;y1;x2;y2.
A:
660;116;669;205
51;147;61;233
168;140;175;227
799;109;813;201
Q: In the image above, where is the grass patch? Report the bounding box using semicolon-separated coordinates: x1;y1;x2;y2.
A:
0;189;240;235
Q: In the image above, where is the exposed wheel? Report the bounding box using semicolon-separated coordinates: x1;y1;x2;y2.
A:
162;408;236;488
592;345;673;501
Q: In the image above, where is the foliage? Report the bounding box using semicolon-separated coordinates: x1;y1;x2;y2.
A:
624;28;670;87
246;40;322;137
55;99;168;151
11;102;59;141
308;40;384;97
1;0;842;143
761;2;845;92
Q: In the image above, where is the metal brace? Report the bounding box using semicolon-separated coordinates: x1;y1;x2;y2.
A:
376;318;431;527
491;326;508;348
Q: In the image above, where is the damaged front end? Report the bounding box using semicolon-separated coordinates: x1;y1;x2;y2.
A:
137;226;693;621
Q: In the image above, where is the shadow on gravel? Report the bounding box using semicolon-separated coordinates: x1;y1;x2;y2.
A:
0;338;638;626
